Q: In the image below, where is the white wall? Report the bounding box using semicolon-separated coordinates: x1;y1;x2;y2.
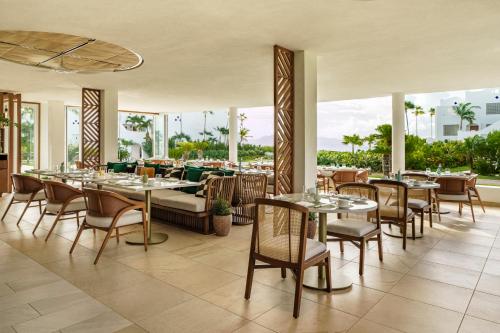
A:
39;101;65;169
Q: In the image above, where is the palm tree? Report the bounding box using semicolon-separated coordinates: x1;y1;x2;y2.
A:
413;106;425;136
429;107;436;138
173;114;183;134
373;124;392;176
363;134;377;151
202;110;214;141
342;134;363;154
404;101;415;135
215;126;229;144
220;127;229;145
454;102;479;130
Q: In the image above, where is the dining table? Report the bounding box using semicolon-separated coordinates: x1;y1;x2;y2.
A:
274;192;378;292
89;177;201;245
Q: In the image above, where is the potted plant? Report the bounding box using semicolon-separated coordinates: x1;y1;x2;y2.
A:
212;197;232;236
0;111;17;154
307;212;317;239
177;141;194;161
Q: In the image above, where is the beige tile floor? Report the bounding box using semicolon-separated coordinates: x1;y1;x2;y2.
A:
1;194;500;333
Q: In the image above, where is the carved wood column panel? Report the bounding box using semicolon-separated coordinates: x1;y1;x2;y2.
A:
81;88;102;168
274;45;294;195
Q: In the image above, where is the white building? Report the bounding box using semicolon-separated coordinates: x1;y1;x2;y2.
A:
436;89;500;141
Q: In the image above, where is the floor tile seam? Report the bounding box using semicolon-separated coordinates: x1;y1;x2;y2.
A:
457;235;497;332
402;270;478;291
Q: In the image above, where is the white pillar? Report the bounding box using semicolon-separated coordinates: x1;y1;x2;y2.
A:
392;92;406;172
293;50;317;192
101;89;118;162
163;113;169;159
39;101;65;169
228;107;238;163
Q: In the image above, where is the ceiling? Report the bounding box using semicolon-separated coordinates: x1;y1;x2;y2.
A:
1;0;500;112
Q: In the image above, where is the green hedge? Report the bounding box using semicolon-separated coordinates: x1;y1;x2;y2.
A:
317;151;382;172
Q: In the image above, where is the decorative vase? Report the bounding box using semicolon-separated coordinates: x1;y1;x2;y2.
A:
213;214;232;236
307;218;317;239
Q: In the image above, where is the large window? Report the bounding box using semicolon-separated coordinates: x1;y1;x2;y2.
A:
443;124;459;136
66;106;81;167
20;103;40;172
118;111;157;161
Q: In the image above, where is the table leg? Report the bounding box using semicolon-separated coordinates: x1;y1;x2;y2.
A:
302;212;352;291
125;190;168;245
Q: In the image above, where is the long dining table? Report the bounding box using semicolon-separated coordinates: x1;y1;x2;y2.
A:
274;192;378;292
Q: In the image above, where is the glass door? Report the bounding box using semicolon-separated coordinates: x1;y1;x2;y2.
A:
20;102;40;172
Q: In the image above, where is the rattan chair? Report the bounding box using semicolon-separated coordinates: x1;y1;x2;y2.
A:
136;166;155;178
70;188;147;264
435;177;476;223
1;174;45;225
332;170;358;189
245;198;331;318
355;169;369;183
327;183;382;275
232;174;267;225
467;175;485;213
369;179;415;249
403;172;433;232
33;181;87;241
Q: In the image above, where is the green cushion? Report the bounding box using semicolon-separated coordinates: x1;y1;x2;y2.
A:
185;166;204;182
220;169;235;176
181;186;198;194
112;162;128;173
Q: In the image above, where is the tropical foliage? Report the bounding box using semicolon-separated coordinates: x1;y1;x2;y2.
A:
454;102;479;130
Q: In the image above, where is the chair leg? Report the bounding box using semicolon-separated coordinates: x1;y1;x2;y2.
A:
16;199;32;226
94;227;114;264
116;228;120;243
76;211;80;228
70;222;86;254
402;223;407;250
474;189;486;213
420;210;424;234
459;203;462;216
339;240;344;253
293;268;304;318
281;267;287;278
1;196;14;221
429;206;433;228
436;199;441;222
45;211;64;241
411;218;416;240
359;239;365;275
244;255;256;299
203;216;209;235
377;233;383;261
470;199;476;223
32;208;46;234
325;255;332;292
38;200;42;214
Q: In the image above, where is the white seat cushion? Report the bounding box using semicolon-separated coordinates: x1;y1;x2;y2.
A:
86;210;144;228
408;198;429;209
437;194;469;201
380;206;413;219
258;235;327;262
46;197;86;214
152;189;185;205
327;219;377;237
14;190;45;201
159;194;206;212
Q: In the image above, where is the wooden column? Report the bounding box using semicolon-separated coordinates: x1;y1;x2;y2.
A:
273;45;295;195
7;94;14;190
16;94;21;173
81;88;102;168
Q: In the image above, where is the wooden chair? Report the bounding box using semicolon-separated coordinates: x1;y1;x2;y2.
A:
33;181;87;241
70;188;147;264
327;183;382;275
435;177;476;223
136;167;155;178
1;174;45;225
369;179;415;249
332;170;358;189
245;198;331;318
355;169;369;183
403;172;433;232
467;175;485;213
232;174;267;225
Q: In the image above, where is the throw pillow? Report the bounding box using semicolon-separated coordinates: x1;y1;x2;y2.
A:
195;171;224;198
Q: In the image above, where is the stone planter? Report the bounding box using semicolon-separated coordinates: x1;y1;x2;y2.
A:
213;214;232;236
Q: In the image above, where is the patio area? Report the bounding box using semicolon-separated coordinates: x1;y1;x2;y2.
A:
1;196;499;332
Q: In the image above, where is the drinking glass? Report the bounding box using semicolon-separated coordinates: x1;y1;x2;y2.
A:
425;168;431;174
445;168;451;175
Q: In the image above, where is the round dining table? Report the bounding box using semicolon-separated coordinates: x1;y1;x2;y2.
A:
274;193;378;292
